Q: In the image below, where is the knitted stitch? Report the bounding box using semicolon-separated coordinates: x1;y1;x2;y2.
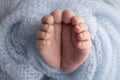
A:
0;0;120;80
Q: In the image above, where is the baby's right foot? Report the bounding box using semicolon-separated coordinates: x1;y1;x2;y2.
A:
61;10;92;72
36;10;62;69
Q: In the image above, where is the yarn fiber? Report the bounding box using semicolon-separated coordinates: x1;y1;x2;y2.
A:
0;0;120;80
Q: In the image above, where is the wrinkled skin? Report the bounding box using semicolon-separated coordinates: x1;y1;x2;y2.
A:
36;9;91;73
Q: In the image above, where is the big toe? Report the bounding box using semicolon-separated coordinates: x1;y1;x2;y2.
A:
51;9;62;23
62;9;75;24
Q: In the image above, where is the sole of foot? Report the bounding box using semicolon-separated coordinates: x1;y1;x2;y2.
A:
36;9;92;73
36;9;62;69
61;9;91;72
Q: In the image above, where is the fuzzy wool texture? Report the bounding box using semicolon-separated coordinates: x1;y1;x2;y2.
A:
0;0;120;80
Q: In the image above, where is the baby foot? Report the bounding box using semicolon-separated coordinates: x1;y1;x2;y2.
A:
61;10;92;72
36;10;62;69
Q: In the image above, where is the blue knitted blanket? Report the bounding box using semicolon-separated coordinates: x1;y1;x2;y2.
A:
0;0;120;80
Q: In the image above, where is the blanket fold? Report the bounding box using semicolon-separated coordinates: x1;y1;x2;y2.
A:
0;0;120;80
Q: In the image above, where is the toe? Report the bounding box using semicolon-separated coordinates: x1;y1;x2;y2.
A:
62;9;74;24
77;31;90;41
51;9;62;23
77;40;91;49
39;24;53;33
36;39;50;49
37;31;50;40
42;15;54;24
73;23;88;33
71;16;84;25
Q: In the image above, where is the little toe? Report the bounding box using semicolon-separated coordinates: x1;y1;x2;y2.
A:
51;9;62;23
62;9;74;24
77;31;90;41
42;15;54;24
73;23;88;33
71;16;84;25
